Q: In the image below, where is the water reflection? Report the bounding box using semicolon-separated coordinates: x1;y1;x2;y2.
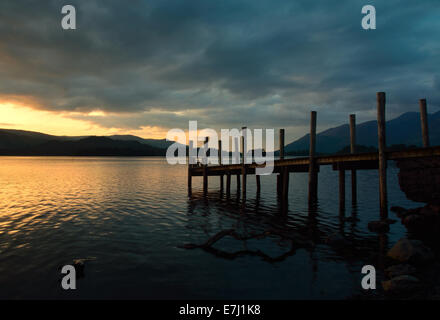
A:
186;189;385;269
0;157;415;299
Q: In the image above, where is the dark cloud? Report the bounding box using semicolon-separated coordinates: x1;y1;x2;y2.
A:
0;0;439;137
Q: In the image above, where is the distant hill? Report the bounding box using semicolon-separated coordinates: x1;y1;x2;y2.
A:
0;129;168;156
2;110;440;156
284;111;440;155
108;135;175;149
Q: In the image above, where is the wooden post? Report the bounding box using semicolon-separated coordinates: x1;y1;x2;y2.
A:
339;166;345;214
203;165;208;195
419;99;430;147
203;137;209;195
277;129;285;196
218;139;223;191
242;166;247;199
234;136;240;191
236;173;240;190
282;166;289;203
226;173;231;196
279;129;285;159
241;127;247;199
350;114;357;204
377;92;388;219
308;111;318;203
187;140;193;195
256;175;261;194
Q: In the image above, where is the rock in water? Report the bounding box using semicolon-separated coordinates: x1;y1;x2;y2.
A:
390;206;408;218
385;264;417;278
73;259;85;278
368;220;390;233
387;238;434;265
382;275;420;294
324;232;348;247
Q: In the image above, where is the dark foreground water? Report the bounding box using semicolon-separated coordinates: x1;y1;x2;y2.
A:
0;157;421;299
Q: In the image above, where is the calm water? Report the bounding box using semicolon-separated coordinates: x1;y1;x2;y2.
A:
0;157;420;299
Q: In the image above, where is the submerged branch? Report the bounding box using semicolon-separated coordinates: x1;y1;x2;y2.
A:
178;228;297;262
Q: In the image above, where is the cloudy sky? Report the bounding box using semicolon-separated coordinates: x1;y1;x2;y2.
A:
0;0;439;142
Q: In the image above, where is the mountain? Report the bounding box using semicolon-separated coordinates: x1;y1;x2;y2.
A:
0;129;167;156
109;135;175;149
284;111;440;155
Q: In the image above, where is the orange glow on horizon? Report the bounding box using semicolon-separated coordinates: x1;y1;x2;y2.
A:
0;101;169;140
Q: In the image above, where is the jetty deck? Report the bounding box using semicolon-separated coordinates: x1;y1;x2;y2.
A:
188;93;437;219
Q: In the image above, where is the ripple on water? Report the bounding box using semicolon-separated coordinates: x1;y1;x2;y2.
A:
0;157;415;299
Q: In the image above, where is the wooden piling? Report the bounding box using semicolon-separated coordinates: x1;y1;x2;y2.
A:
226;173;231;196
203;137;209;195
242;166;247;199
282;166;289;202
377;92;388;219
279;129;285;159
256;175;261;193
234;136;240;191
339;167;345;214
419;99;430;147
277;129;285;196
218;140;223;190
349;114;357;204
236;173;240;190
188;140;193;195
241;127;247;199
308;111;318;203
203;165;208;195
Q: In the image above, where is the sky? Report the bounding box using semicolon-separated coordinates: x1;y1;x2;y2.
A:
0;0;439;143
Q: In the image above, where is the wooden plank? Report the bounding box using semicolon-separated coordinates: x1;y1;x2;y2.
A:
332;160;380;170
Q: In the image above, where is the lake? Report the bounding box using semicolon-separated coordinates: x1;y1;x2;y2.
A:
0;157;420;299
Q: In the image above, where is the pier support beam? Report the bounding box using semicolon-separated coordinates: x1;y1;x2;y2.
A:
188;166;192;195
377;92;388;219
203;137;209;196
203;165;208;195
226;173;231;196
256;175;261;194
339;168;345;215
218;140;223;191
282;167;289;204
419;99;430;147
187;140;194;195
241;127;247;199
242;166;247;199
277;129;285;196
350;114;357;205
308;111;318;204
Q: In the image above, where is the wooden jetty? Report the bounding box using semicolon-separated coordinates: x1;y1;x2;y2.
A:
188;92;439;219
